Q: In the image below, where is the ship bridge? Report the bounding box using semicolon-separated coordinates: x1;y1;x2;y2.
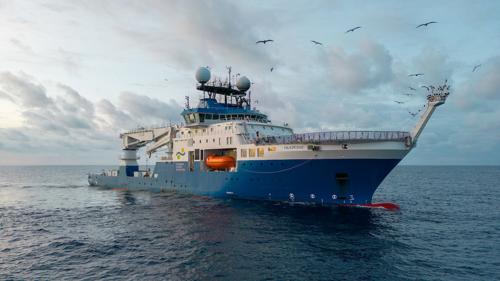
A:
182;66;269;126
181;98;268;125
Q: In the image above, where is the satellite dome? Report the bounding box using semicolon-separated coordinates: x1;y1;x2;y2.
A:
236;76;251;91
195;67;211;84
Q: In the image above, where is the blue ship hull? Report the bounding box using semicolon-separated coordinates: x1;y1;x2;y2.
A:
89;158;401;206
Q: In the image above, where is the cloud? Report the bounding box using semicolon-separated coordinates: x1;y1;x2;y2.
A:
0;71;52;107
107;0;278;70
55;48;81;74
453;57;500;111
118;92;182;124
0;90;15;103
464;58;500;99
325;40;394;93
0;72;182;156
10;38;33;53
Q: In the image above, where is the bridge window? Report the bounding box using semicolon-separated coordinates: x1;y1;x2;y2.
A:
241;149;247;157
258;148;264;157
205;114;212;120
213;114;219;119
199;114;205;123
249;148;256;157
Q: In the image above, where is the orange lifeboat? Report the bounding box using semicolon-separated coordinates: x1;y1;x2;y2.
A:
205;155;236;170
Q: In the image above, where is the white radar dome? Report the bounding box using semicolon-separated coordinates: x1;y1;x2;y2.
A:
236;76;251;91
195;67;211;84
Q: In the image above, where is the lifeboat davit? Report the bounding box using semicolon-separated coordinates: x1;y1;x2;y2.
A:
205;155;236;170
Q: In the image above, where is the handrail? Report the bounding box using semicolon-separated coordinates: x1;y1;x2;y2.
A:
254;130;410;145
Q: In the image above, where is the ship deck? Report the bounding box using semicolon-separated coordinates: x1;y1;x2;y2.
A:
254;130;411;145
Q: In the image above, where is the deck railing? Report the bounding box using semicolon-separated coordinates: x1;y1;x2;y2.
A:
254;131;411;145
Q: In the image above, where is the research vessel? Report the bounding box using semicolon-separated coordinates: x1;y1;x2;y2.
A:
88;67;449;206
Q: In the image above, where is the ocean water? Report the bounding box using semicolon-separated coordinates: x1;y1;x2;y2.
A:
0;166;499;280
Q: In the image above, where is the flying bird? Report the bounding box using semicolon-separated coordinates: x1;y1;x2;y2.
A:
409;86;417;91
270;67;274;72
311;40;323;45
416;21;437;28
408;111;418;117
346;26;361;33
394;100;405;104
472;64;481;72
403;93;414;96
256;39;274;44
408;73;424;77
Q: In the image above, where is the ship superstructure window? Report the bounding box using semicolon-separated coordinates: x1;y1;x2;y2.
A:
241;149;247;158
249;148;256;157
258;148;264;157
195;149;200;160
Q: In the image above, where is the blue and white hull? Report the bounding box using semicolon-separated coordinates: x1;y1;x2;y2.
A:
89;145;407;206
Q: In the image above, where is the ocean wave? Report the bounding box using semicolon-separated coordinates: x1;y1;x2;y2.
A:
22;184;86;189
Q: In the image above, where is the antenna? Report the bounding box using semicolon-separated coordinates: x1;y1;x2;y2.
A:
185;96;190;109
248;90;251;109
226;66;232;88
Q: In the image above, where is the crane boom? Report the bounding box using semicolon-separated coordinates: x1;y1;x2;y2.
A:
120;126;177;157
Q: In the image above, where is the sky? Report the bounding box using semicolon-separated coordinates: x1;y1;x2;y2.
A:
0;0;499;165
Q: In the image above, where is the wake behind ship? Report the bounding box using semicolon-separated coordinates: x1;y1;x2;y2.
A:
88;67;450;207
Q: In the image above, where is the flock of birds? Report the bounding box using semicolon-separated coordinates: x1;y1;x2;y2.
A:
256;21;439;47
255;20;482;119
395;81;451;117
